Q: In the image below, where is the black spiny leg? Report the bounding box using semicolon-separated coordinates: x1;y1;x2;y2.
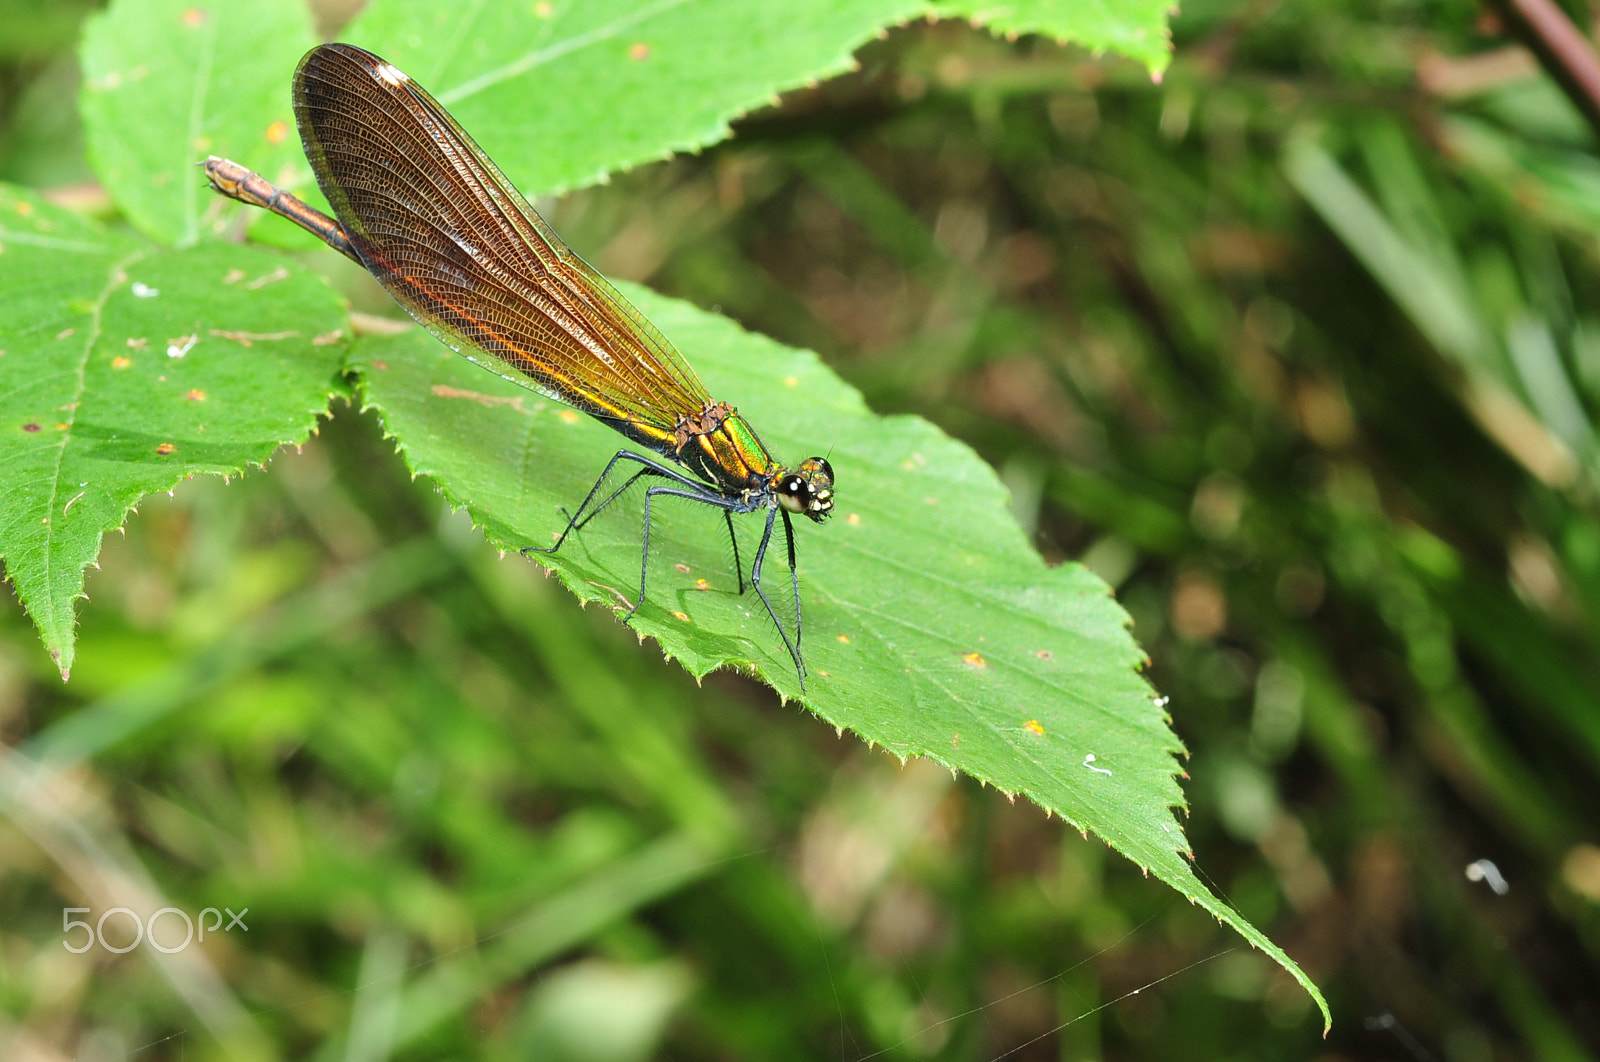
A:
724;509;745;594
782;509;801;653
523;449;712;560
750;506;807;687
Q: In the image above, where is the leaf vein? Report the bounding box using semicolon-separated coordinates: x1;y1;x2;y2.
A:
436;0;693;105
39;249;148;634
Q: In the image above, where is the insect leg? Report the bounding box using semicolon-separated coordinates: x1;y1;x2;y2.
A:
572;467;652;533
623;484;738;623
782;509;801;652
523;450;704;557
724;510;746;595
750;506;807;687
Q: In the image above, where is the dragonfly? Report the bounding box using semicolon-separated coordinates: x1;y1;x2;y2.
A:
204;43;834;686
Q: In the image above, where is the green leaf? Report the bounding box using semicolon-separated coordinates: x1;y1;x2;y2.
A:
932;0;1173;72
0;185;348;678
340;0;925;195
351;289;1328;1029
79;0;315;245
340;0;1170;198
78;0;1175;249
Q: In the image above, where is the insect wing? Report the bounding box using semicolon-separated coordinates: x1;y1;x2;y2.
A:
292;43;712;433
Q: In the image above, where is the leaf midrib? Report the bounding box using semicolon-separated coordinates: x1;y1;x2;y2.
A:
39;250;147;651
435;0;693;105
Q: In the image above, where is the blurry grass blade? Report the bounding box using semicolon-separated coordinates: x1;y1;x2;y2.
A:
1048;465;1189;556
1417;551;1600;791
343;928;407;1062
0;744;267;1055
1505;315;1594;456
513;960;691;1062
1443;114;1600;236
1285;138;1585;485
393;830;724;1046
20;537;452;780
1357;120;1462;281
467;550;742;841
1284;136;1490;367
788;138;946;271
1576;321;1600;399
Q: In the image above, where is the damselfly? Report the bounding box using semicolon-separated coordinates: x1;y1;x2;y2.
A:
204;43;834;685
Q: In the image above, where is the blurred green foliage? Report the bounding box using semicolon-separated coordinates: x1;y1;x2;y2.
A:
3;0;1600;1060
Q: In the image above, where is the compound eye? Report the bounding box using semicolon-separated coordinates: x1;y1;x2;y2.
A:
800;457;834;486
775;473;812;515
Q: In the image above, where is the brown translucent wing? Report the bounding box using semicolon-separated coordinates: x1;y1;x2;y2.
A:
292;43;712;442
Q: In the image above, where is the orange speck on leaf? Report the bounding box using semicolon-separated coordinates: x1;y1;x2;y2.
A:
183;8;205;25
695;578;710;590
846;512;861;525
1036;649;1053;660
674;562;692;573
185;389;205;401
962;652;987;669
156;442;176;455
112;356;132;369
558;410;580;424
266;120;288;144
673;610;690;621
629;41;650;60
837;634;850;643
1024;719;1045;735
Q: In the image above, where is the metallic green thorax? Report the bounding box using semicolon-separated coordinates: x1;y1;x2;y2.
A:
680;406;781;495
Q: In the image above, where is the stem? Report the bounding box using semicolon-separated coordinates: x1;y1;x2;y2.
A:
1484;0;1600;140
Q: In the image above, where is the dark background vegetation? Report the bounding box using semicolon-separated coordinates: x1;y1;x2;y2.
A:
4;0;1600;1059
